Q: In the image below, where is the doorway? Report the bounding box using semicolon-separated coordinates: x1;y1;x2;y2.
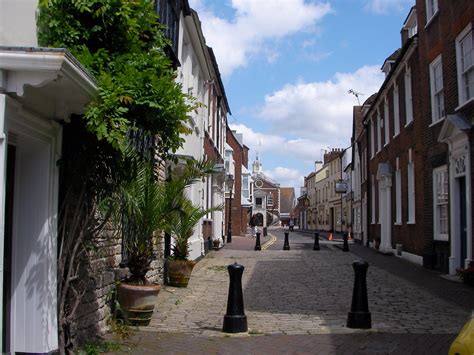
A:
329;208;334;231
459;176;467;268
3;145;15;353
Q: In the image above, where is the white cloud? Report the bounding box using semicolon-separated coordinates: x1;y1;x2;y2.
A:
229;123;329;191
189;0;332;77
265;167;304;191
364;0;413;14
229;123;327;163
256;65;384;150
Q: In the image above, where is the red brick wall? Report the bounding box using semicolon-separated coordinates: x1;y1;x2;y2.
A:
416;0;474;269
368;40;426;257
226;128;245;236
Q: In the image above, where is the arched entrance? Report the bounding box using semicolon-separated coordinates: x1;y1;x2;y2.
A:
255;213;264;226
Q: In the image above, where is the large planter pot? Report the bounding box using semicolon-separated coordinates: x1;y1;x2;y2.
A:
167;260;196;287
116;283;160;326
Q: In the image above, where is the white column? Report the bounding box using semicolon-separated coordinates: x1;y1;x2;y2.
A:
379;177;393;254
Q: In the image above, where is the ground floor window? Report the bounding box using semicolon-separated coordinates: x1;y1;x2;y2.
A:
433;166;448;240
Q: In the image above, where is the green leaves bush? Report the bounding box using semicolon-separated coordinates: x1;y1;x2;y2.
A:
38;0;194;156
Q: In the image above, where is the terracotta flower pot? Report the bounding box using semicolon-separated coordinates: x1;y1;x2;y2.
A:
167;259;196;287
116;283;160;326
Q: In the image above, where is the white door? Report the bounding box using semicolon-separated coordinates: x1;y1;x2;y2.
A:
5;105;60;353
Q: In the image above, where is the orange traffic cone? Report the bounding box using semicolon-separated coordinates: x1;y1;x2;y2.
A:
348;232;352;240
328;232;333;241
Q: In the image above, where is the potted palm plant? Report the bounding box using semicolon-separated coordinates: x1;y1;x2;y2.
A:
166;197;221;287
116;156;216;324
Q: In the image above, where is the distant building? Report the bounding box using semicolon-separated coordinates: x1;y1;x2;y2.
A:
251;155;280;227
225;128;251;236
280;187;296;226
295;186;309;229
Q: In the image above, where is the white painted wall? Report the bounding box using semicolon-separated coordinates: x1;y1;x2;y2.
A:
0;0;38;46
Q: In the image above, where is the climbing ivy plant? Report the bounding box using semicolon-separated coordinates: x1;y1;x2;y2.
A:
37;0;194;155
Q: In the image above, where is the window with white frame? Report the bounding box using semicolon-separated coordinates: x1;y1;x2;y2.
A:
405;67;413;125
408;23;417;38
429;55;445;123
242;175;249;199
395;157;402;224
433;166;448;240
377;111;382;152
456;24;474;105
407;149;415;223
384;97;389;145
371;175;375;224
393;84;400;136
370;119;375;158
426;0;438;23
267;192;273;206
362;149;367;182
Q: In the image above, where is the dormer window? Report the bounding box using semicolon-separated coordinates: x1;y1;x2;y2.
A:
403;7;417;41
426;0;438;24
382;61;394;76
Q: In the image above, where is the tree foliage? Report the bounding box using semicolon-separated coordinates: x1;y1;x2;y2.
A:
37;0;194;155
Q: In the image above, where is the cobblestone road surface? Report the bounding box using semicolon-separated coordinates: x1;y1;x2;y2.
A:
107;227;473;354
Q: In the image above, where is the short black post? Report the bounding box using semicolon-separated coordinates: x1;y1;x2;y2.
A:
343;233;349;252
254;232;261;251
223;263;248;333
313;232;320;251
283;232;290;250
263;227;267;236
347;260;371;329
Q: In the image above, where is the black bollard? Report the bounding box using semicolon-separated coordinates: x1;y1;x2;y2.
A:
223;263;248;333
313;232;320;251
343;233;349;252
283;232;290;250
347;260;371;329
254;232;262;251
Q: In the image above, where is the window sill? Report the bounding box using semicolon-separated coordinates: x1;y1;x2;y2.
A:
455;97;474;112
407;220;416;225
429;117;445;128
424;10;439;29
393;132;400;139
404;120;414;128
394;222;402;226
384;142;389;148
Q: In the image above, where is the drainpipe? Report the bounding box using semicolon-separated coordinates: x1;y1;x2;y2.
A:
365;122;371;247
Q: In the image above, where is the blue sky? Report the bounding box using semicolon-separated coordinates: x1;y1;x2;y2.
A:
189;0;415;192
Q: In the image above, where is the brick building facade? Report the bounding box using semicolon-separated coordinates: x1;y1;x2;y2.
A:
354;1;474;274
226;128;251;236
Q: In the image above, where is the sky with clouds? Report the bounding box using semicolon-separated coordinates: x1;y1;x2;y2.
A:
188;0;415;193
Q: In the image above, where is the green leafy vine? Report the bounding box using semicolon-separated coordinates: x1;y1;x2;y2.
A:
37;0;194;155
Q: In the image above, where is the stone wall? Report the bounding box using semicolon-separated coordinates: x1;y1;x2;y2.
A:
70;226;166;348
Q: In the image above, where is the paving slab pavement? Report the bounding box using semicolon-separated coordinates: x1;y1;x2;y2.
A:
105;228;472;354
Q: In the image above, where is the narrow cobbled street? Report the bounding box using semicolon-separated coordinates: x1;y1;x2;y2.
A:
109;227;473;354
